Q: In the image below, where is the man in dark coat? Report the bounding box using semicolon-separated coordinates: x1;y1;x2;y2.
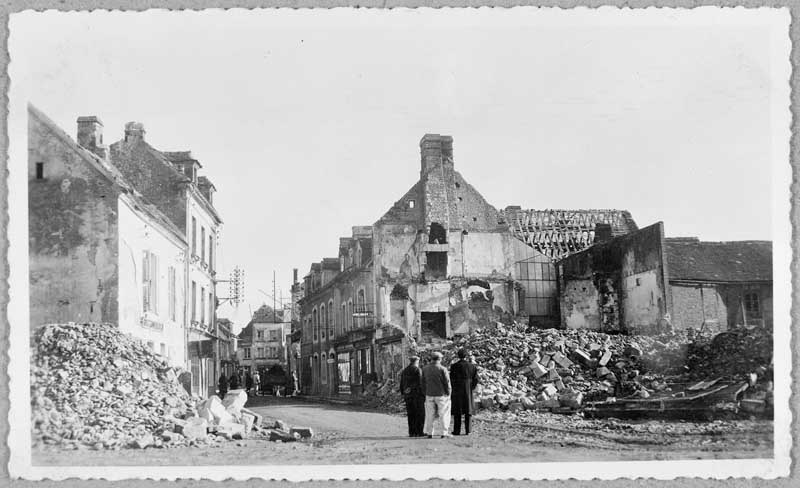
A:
218;373;229;399
449;348;479;435
245;372;254;393
229;372;241;390
399;356;425;437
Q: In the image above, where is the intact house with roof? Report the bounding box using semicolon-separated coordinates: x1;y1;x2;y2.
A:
28;104;224;397
109;121;223;398
297;133;639;396
28;104;188;368
237;305;291;393
557;223;772;334
665;238;772;332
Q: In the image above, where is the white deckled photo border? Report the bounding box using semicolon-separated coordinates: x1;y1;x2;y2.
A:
2;4;794;483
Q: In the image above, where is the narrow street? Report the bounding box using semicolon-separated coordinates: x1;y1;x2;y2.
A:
33;396;773;466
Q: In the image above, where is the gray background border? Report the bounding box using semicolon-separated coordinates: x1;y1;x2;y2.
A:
0;1;795;486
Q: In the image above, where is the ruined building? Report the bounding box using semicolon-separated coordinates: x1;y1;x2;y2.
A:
557;224;773;334
28;104;223;398
298;134;637;396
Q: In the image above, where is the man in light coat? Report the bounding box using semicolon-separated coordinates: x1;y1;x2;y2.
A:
421;351;452;438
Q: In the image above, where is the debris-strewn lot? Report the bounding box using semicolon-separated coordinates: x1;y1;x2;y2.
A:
363;321;774;420
31;323;313;451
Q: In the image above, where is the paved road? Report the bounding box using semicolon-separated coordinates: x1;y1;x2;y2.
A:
33;395;774;466
247;395;409;440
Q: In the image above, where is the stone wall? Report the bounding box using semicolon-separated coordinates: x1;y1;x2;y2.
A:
559;222;669;333
28;106;121;328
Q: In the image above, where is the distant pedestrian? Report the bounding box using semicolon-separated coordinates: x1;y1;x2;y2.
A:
245;372;254;393
217;373;229;399
399;356;425;437
253;371;261;396
449;348;479;435
421;351;452;438
292;371;299;396
229;372;241;390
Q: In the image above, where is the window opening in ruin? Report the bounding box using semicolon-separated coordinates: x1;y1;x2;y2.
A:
408;200;415;209
421;312;447;340
425;251;447;279
517;257;559;329
455;182;461;189
428;222;447;244
35;162;44;179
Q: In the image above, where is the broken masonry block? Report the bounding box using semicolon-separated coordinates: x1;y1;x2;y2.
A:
596;367;611;378
572;349;593;367
541;383;558;397
551;352;573;369
240;413;255;434
554;379;566;391
175;417;208;440
289;427;314;439
215;422;245;440
529;362;548;378
547;368;561;381
221;389;248;413
598;350;613;367
273;419;289;431
507;402;524;412
240;408;263;428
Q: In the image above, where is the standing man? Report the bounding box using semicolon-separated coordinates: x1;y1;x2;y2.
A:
449;348;479;435
291;371;299;396
229;371;241;390
399;355;425;437
217;372;229;400
421;351;452;439
252;370;262;396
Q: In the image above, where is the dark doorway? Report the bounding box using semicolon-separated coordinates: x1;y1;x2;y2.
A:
425;251;447;279
421;312;447;340
428;222;447;244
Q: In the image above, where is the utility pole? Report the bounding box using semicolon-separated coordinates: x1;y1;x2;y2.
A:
273;270;277;323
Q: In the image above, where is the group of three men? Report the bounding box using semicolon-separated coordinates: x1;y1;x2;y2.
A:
399;349;479;438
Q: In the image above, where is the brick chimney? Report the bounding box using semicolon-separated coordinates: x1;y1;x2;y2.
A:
123;121;146;144
420;134;453;177
76;116;108;160
594;223;613;244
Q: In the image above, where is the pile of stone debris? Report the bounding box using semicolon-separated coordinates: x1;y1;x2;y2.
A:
401;321;773;418
31;323;312;450
361;378;405;413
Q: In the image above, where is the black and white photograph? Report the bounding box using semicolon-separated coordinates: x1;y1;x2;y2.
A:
4;5;793;481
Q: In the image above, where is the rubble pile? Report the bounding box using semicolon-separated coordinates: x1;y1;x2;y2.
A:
31;323;314;450
361;378;404;413
686;325;773;381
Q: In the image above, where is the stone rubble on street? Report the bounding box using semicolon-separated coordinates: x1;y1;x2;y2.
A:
31;323;314;450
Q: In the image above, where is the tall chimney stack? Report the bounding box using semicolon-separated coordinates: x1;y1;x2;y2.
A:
293;268;298;284
594;223;613;244
76;116;108;160
124;121;146;144
420;134;454;177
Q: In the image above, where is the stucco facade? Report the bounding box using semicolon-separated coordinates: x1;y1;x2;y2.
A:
28;104;188;367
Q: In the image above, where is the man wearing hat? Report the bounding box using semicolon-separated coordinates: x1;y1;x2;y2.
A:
421;351;452;438
399;355;425;437
449;348;479;435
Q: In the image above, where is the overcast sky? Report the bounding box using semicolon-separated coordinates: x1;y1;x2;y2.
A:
10;8;787;331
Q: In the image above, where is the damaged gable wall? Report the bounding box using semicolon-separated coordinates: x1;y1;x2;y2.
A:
558;222;669;334
28;107;121;328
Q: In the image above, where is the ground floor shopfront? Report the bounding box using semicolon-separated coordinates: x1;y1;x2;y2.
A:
188;332;216;398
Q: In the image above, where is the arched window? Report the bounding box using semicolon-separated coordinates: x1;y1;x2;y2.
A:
429;222;447;244
341;303;346;335
348;299;354;330
328;299;334;337
312;308;318;341
321;353;327;385
313;354;319;386
320;303;326;340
